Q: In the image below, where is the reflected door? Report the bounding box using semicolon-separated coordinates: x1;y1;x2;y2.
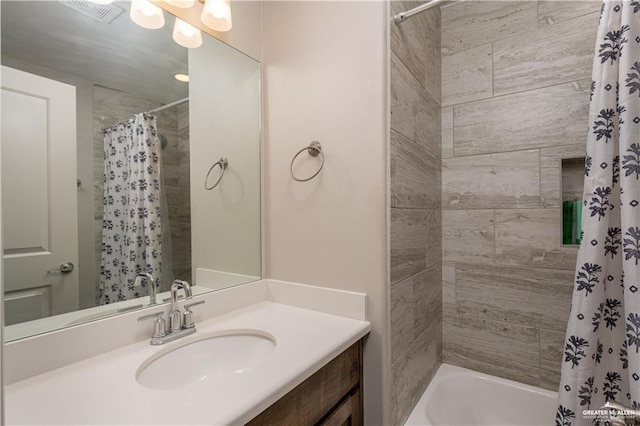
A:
1;66;79;325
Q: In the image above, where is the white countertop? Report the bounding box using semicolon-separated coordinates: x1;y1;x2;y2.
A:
5;300;371;425
5;268;259;342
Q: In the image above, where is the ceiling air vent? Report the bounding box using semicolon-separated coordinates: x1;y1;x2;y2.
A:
59;0;124;24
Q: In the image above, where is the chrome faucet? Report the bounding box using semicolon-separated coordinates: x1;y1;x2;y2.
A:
169;280;192;332
138;279;205;345
134;273;157;306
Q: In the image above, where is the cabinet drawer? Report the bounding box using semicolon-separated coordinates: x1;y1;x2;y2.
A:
320;389;361;426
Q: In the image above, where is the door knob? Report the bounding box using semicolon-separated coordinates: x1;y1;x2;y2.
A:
47;262;74;274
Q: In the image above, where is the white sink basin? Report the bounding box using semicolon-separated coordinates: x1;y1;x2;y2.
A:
135;329;276;390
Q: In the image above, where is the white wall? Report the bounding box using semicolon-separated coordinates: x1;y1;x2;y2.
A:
262;2;389;423
189;36;262;282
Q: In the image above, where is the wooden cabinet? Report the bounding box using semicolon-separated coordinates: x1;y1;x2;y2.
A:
247;340;363;426
319;389;361;426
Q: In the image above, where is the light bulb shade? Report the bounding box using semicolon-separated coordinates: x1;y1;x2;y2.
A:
166;0;195;8
201;0;232;32
172;18;202;48
130;0;165;29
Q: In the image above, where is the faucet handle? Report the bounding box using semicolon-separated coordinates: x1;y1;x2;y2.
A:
183;300;205;329
138;311;163;321
138;312;166;339
184;300;205;309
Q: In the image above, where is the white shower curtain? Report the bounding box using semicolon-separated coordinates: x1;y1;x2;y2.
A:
556;2;640;425
99;113;163;304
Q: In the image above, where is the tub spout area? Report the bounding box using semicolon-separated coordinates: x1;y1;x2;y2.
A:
405;364;557;426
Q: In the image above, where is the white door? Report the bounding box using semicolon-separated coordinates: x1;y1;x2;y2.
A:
1;65;79;325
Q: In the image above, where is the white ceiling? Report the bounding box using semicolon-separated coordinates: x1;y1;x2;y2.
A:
1;0;189;105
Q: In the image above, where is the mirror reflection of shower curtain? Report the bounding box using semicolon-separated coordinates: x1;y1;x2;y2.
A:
99;113;164;304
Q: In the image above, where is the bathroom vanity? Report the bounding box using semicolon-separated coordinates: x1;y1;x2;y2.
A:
0;3;373;424
249;341;362;425
4;280;370;425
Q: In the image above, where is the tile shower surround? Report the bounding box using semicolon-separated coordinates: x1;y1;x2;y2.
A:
441;0;599;392
389;1;442;424
389;1;600;423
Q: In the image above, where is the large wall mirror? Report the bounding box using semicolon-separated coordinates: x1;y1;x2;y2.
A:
1;0;261;341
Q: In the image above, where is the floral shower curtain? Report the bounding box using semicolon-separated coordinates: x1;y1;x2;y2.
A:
556;2;640;425
99;113;163;304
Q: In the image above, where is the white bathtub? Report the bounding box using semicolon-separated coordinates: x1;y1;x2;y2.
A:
405;364;558;426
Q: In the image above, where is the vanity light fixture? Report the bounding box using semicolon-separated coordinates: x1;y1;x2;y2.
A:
129;0;232;47
201;0;233;32
130;0;165;29
173;17;203;48
165;0;196;7
174;73;190;82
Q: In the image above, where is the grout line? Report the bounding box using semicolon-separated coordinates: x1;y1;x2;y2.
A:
441;2;537;59
401;132;442;160
538;8;601;30
451;106;456;158
537;326;543;384
538;149;543;207
445;77;591;109
441;208;497;213
390;266;430;291
441;206;548;212
493;209;497;260
452;261;457;313
391;41;437;101
391;206;441;212
390;48;417;86
491;41;495;99
389;127;418;149
450;144;576;159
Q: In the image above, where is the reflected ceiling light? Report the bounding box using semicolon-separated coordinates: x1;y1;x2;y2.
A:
130;0;165;29
88;0;114;4
166;0;196;8
174;73;190;83
173;18;202;48
201;0;232;32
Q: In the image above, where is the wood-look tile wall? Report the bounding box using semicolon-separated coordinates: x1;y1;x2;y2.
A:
164;103;192;287
440;0;600;391
390;2;442;424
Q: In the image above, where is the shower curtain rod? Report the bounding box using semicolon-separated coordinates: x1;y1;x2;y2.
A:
393;0;459;24
101;97;189;133
147;97;189;114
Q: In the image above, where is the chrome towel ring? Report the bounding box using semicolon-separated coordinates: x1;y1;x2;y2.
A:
205;157;228;190
290;141;324;182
